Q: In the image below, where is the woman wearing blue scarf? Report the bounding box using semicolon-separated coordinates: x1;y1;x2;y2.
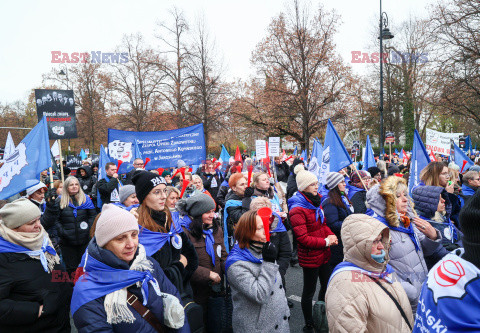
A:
0;199;71;332
56;176;97;274
179;193;228;331
366;176;446;313
226;210;290;332
326;214;413;332
72;204;189;332
412;185;462;265
322;172;353;271
133;171;198;298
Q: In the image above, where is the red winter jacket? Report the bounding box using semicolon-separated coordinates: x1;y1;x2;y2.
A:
289;195;334;268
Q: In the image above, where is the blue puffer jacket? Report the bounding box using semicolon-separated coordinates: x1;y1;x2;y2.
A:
73;240;190;333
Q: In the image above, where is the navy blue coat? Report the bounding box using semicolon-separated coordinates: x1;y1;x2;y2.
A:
73;241;190;333
322;197;351;268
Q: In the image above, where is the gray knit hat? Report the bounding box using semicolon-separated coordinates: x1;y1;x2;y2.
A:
326;172;345;190
0;198;41;229
119;185;136;204
177;193;215;218
95;204;139;247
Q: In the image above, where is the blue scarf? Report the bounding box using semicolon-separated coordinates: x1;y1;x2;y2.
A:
287;192;324;223
172;211;193;230
271;211;287;233
220;180;229;188
328;261;395;286
0;235;57;272
346;184;364;200
374;215;420;252
223;200;242;252
420;216;458;243
70;252;161;315
138;220;184;256
203;229;215;266
461;184;476;196
59;195;95;217
341;195;354;213
225;244;262;276
112;202;139;212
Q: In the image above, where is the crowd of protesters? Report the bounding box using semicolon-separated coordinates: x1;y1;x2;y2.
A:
0;149;480;332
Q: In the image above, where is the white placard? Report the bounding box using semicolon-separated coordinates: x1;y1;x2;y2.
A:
426;128;462;155
256;140;267;159
269;137;280;157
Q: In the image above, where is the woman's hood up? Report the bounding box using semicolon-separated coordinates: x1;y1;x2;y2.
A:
341;214;390;273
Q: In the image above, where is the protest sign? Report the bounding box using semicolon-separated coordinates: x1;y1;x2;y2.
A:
35;89;77;139
256;140;267;159
268;137;280;157
425;128;462;155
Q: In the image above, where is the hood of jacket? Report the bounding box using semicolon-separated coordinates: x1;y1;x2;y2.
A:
366;177;415;227
341;214;391;273
78;166;92;179
411;185;451;219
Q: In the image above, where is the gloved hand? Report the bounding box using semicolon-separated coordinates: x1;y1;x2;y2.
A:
45;188;58;207
262;242;278;263
41;291;59;316
244;187;254;198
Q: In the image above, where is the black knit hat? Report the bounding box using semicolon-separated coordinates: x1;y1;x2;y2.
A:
459;189;480;269
132;171;166;204
368;166;381;178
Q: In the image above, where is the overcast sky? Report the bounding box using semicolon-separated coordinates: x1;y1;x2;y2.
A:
0;0;432;103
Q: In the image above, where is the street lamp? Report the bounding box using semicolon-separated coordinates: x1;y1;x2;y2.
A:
379;0;394;159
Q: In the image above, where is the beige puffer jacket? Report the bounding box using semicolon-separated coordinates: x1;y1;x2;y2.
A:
325;214;413;333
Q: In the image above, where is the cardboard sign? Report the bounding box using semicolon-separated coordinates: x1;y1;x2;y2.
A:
256;140;267;159
268;137;280;157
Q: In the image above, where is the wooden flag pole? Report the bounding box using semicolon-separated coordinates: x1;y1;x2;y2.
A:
58;140;65;183
350;163;368;191
48;167;54;189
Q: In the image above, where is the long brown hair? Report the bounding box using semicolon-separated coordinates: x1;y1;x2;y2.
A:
328;186;351;209
420;161;448;186
137;201;172;233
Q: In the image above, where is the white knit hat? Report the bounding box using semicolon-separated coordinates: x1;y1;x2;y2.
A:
296;170;318;192
26;182;48;197
95;204;139;247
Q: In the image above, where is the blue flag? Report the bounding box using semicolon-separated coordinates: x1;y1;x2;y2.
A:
293;146;298;156
300;149;307;162
133;140;143;161
97;144;111;207
0;117;52;200
400;148;404;159
219;144;230;170
308;139;323;180
363;135;376;170
453;141;474;173
80;148;87;160
408;130;430;196
319;119;352;184
395;148;399;155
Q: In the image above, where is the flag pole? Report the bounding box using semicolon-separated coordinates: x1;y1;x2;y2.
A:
58;140;65;183
350;163;368;191
48;167;54;189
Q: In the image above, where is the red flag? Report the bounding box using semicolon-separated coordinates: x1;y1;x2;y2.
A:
235;146;242;162
429;150;436;162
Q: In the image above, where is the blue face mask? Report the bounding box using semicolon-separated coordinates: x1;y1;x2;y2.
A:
371;249;386;263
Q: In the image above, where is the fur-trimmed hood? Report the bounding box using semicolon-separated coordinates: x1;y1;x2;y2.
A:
366;177;415;227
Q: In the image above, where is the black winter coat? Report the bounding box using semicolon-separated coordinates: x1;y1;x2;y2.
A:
216;183;229;209
275;162;290;183
146;210;199;295
286;173;297;200
0;249;72;333
350;190;367;214
200;172;223;202
225;191;248;233
76;166;96;196
269;218;292;279
323;198;351;268
56;196;97;246
97;176;120;205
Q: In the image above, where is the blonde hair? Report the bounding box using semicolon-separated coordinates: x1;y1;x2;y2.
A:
166;186;181;197
249;197;272;211
60;176;87;209
252;172;268;187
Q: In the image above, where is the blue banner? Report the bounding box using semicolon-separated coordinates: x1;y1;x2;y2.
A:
108;124;206;170
453;141;474;172
308;139;323;180
0;117;52;200
363;135;376;170
408;130;430;196
319;119;352;184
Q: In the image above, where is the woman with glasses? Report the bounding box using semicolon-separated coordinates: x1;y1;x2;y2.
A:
132;171;198;296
